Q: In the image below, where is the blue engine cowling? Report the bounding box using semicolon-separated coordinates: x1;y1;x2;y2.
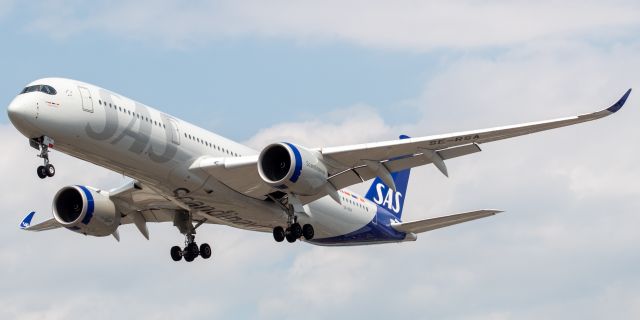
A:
52;185;120;236
258;142;329;196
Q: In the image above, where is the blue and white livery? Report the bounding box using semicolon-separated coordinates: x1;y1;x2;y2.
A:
6;78;631;262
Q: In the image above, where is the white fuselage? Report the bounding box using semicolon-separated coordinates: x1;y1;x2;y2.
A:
7;78;383;242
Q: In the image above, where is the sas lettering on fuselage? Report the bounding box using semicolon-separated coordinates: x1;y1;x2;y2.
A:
372;183;402;213
84;88;177;163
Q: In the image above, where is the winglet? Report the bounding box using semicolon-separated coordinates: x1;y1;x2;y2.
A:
607;88;632;113
20;211;36;229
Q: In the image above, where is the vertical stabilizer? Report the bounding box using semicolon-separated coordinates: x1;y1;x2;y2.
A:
364;135;412;220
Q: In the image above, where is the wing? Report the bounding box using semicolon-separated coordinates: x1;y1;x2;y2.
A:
109;180;181;224
191;89;631;203
19;211;61;231
19;180;188;240
391;209;502;234
108;181;187;239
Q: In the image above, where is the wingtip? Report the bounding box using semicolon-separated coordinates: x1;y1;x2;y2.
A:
19;211;36;229
606;88;632;113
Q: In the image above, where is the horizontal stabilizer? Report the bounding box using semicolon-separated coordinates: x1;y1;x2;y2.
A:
391;209;502;234
19;211;61;231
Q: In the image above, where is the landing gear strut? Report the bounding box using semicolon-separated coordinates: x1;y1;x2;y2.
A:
32;136;55;179
270;201;315;243
170;212;212;262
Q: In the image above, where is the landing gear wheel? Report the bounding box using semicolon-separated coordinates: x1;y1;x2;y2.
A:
37;166;47;179
184;242;199;262
200;243;212;259
184;252;196;262
45;164;55;177
170;246;183;261
285;230;297;243
290;223;302;239
33;136;55;179
273;226;285;242
302;224;315;240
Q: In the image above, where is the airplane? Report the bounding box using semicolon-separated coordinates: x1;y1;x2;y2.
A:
7;78;631;262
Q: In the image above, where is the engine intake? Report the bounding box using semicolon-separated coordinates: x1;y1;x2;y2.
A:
258;142;329;196
53;185;120;237
260;144;293;182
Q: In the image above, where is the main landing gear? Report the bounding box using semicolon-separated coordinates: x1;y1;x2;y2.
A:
170;234;212;262
31;136;55;179
272;204;315;243
170;211;211;262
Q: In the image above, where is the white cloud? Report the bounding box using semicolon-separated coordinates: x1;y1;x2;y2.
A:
244;104;395;149
24;0;640;51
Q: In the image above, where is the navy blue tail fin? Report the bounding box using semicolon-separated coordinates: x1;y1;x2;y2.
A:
364;135;412;220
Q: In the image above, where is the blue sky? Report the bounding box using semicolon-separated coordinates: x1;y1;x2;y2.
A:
2;1;640;319
0;6;442;140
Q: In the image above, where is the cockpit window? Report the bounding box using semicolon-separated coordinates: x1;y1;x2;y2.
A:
20;85;57;95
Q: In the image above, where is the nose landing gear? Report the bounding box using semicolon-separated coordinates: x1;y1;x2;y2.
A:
31;136;55;179
37;164;55;179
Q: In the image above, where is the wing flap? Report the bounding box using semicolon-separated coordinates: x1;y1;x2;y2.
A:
298;143;482;204
110;180;182;220
391;209;502;234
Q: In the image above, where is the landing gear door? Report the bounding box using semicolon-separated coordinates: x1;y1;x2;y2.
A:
78;86;93;112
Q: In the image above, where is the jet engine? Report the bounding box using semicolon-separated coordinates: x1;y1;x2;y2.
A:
258;142;329;196
52;185;120;236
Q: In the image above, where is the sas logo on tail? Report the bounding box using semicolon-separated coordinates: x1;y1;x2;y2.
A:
372;183;403;213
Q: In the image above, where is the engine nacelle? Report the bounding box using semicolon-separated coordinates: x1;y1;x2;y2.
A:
258;142;329;196
52;185;120;237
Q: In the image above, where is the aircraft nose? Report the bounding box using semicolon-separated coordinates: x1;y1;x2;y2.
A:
7;96;35;128
7;98;27;123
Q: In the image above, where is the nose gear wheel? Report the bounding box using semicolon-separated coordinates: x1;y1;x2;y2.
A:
32;136;55;179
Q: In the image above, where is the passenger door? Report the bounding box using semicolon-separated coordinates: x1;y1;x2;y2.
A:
168;118;180;145
78;86;93;112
